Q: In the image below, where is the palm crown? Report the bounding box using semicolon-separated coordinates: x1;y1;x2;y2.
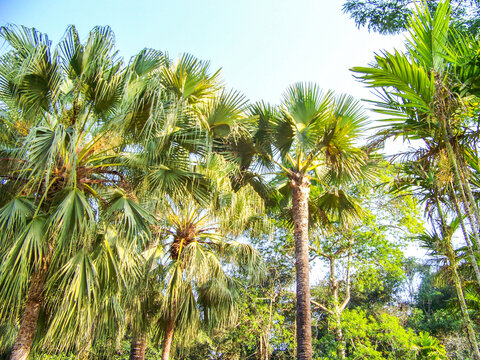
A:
0;24;155;357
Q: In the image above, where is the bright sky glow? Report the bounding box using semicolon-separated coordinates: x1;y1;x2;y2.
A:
0;0;405;105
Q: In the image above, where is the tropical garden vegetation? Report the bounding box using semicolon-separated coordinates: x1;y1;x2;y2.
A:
1;1;480;359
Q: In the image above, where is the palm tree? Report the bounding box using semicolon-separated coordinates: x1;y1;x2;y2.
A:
237;83;370;359
161;155;264;360
0;25;154;359
116;50;258;360
352;6;480;354
418;222;480;359
124;243;165;360
392;158;480;358
352;0;480;272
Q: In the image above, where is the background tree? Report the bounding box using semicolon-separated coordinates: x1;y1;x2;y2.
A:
342;0;480;35
309;166;422;359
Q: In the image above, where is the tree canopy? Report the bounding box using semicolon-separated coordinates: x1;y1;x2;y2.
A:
1;1;480;359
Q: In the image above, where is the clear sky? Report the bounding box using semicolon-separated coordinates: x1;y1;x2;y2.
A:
0;0;405;106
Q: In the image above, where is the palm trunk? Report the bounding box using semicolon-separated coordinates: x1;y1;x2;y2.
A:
445;243;480;360
435;77;480;253
161;316;176;360
444;138;480;250
79;340;92;360
436;199;480;360
130;331;147;360
10;271;45;360
290;174;312;360
449;182;480;286
458;162;480;228
78;323;95;360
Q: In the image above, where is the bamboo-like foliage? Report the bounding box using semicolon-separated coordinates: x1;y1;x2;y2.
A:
353;0;480;274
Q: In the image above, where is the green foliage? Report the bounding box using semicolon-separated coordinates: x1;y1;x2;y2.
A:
343;0;480;35
407;269;462;335
341;309;447;359
343;0;412;34
2;6;479;358
173;275;296;359
414;331;449;360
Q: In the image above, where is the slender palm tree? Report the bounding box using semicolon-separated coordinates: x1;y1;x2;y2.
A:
234;83;370;359
146;155;264;360
418;223;480;359
352;7;480;355
0;25;154;359
392;158;480;358
352;0;480;271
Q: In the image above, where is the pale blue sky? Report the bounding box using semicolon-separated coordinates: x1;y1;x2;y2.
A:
0;0;404;105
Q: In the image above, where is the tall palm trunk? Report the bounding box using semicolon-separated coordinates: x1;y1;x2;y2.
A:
442;132;480;249
449;181;480;286
445;244;480;360
458;165;480;229
161;315;176;360
10;271;45;360
436;199;480;360
130;331;147;360
290;174;312;360
435;77;480;253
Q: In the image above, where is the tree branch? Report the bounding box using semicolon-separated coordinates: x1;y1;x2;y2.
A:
311;300;333;314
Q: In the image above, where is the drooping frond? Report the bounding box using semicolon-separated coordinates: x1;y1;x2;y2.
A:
0;216;47;320
49;188;95;258
0;197;35;249
312;187;364;227
352;50;434;116
43;250;99;351
103;190;154;246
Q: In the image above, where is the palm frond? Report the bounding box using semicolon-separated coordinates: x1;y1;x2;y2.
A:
0;216;47;320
